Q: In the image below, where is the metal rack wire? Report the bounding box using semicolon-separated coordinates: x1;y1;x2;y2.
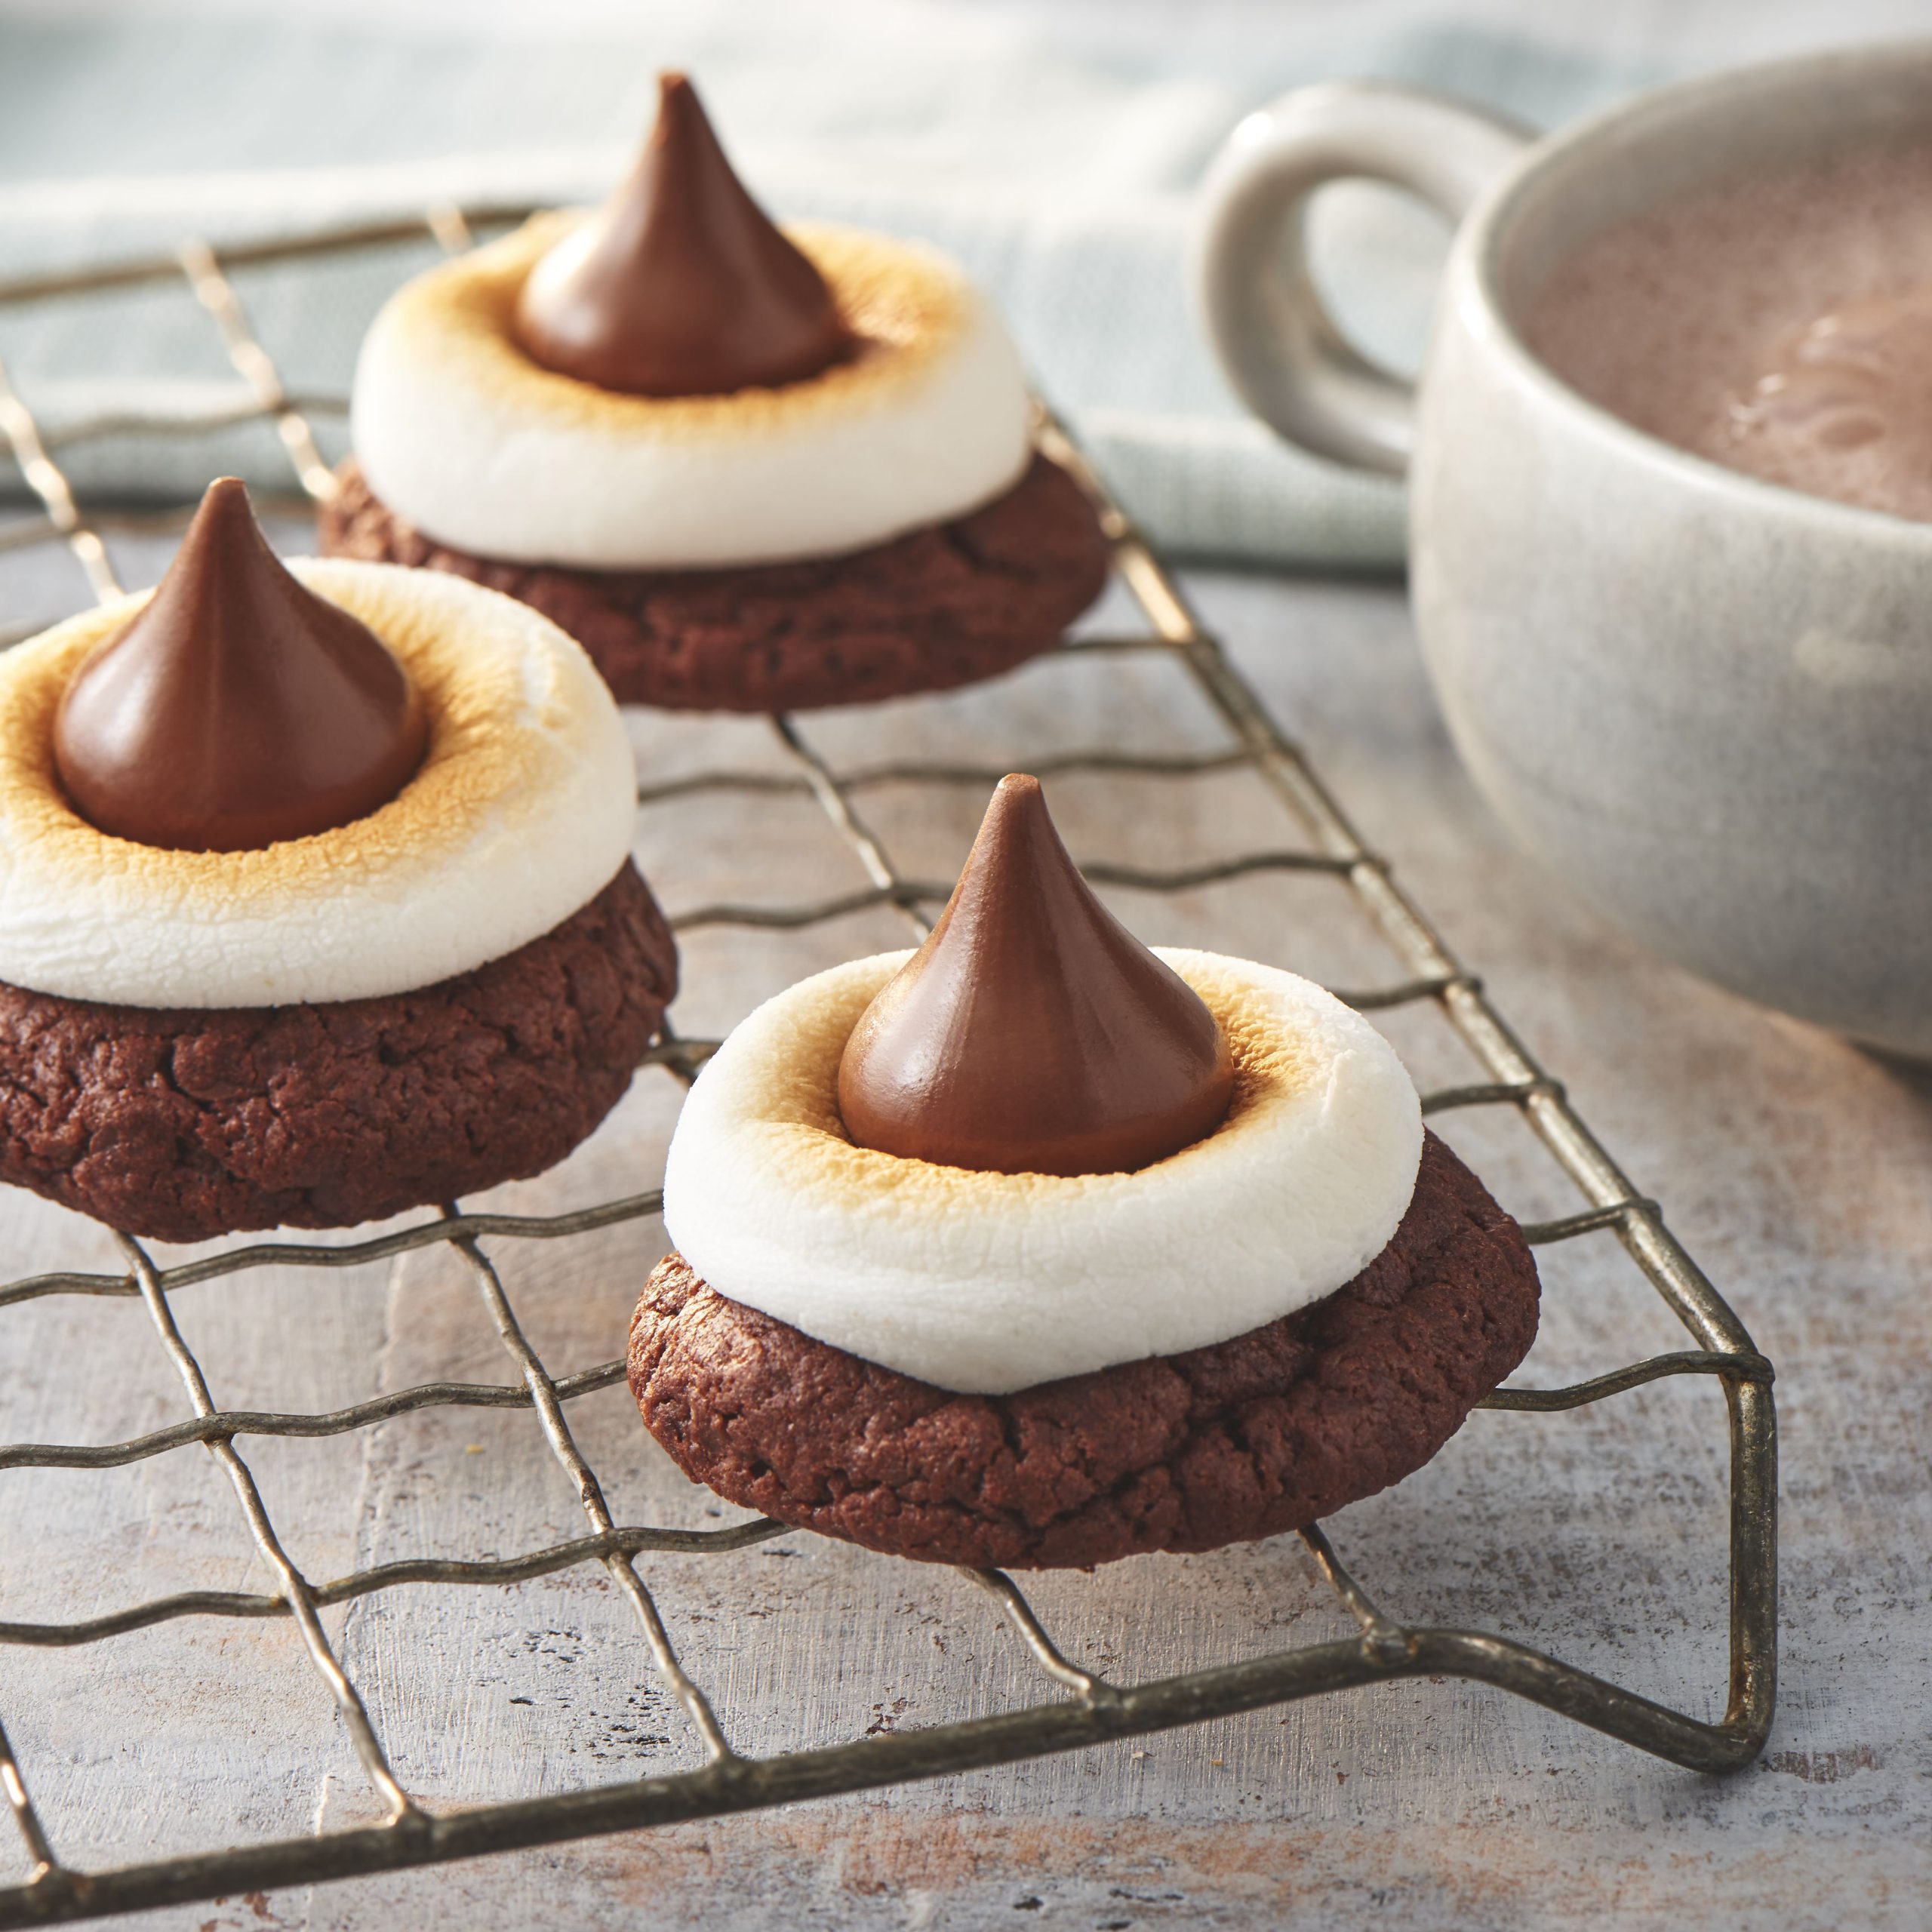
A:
0;206;1776;1927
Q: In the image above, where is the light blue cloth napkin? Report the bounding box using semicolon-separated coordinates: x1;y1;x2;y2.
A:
0;0;1921;568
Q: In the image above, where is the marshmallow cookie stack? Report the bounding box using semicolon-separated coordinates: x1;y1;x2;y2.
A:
0;479;675;1243
322;73;1112;713
629;777;1540;1569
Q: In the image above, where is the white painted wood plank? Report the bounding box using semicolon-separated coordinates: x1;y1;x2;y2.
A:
0;540;1920;1929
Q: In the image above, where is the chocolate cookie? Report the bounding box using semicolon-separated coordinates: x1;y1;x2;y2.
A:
0;863;675;1244
318;453;1113;713
628;1131;1539;1568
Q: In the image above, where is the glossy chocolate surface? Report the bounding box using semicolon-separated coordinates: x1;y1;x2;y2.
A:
512;72;849;398
54;478;428;852
838;774;1236;1175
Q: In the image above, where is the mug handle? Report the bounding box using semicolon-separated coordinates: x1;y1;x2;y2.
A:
1192;82;1533;476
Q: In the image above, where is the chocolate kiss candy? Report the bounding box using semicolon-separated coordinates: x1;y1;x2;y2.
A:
54;478;429;853
838;774;1237;1175
514;71;851;398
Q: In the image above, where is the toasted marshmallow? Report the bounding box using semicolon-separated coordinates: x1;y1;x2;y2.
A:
663;949;1423;1395
351;215;1033;570
0;561;638;1009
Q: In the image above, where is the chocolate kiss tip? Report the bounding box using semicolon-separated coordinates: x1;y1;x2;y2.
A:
512;69;851;398
53;477;429;854
836;774;1237;1177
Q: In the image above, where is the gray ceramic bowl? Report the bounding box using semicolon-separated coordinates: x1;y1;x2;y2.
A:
1194;48;1932;1056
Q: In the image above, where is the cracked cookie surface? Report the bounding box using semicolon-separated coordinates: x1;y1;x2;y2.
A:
0;862;675;1242
318;453;1112;712
626;1131;1539;1567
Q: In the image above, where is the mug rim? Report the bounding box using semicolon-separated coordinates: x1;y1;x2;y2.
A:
1457;37;1932;547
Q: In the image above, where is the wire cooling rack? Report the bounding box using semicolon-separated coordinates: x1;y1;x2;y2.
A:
0;206;1777;1927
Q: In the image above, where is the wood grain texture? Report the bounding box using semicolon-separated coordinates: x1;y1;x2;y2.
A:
0;537;1924;1930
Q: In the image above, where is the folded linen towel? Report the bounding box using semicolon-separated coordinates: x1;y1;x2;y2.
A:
0;0;1920;567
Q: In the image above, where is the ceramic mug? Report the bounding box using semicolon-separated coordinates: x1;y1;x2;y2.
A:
1193;49;1932;1057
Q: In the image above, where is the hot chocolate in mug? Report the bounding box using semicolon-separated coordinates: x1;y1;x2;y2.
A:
1194;48;1932;1057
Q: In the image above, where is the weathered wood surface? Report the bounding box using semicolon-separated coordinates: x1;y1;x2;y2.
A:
0;532;1926;1930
